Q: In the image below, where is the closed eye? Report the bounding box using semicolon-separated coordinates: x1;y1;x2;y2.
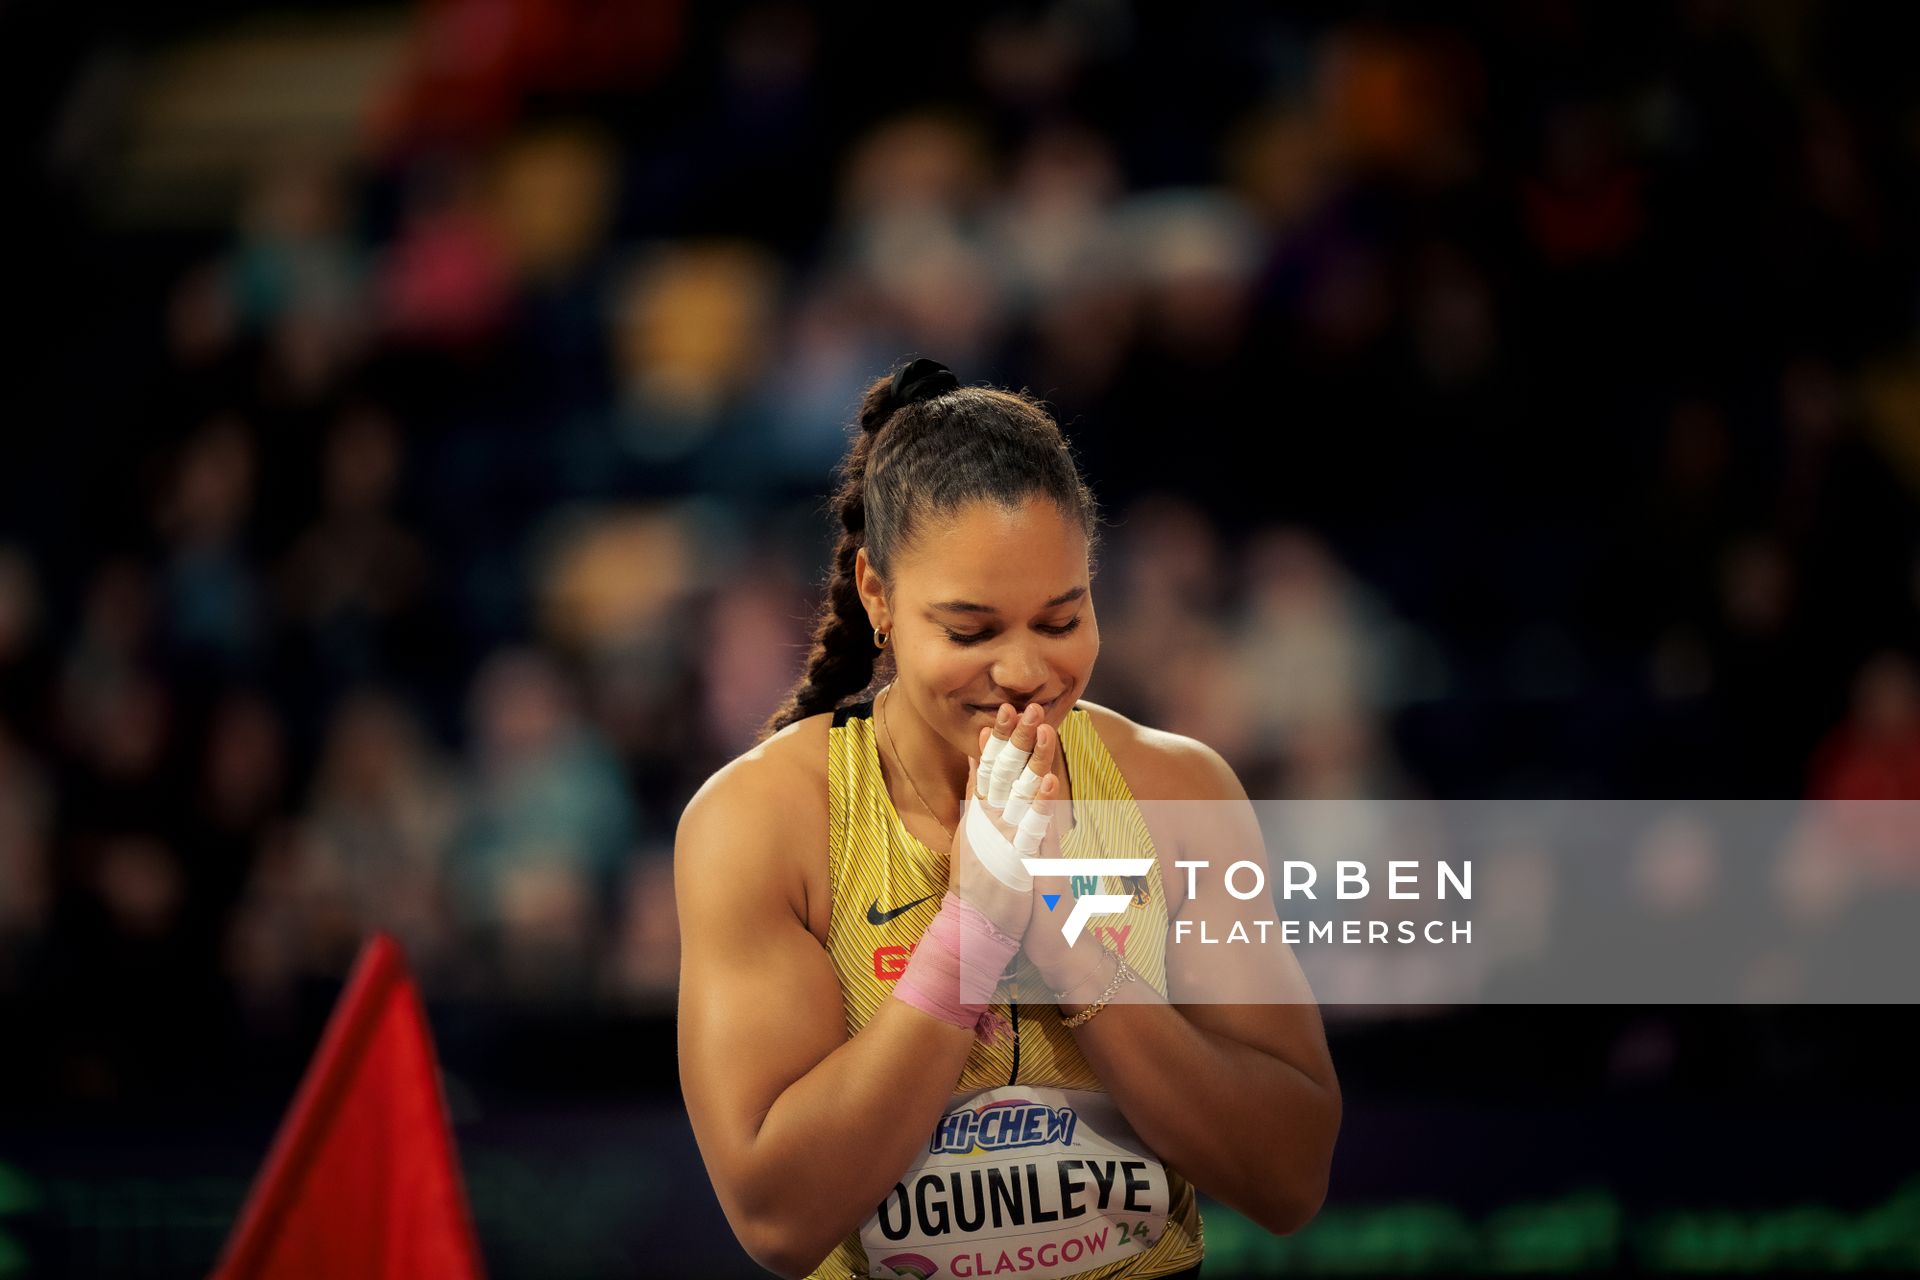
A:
943;616;1083;646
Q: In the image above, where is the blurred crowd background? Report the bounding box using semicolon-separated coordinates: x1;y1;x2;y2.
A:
5;0;1920;1274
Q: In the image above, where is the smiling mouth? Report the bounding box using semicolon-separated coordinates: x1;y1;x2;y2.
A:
966;694;1063;716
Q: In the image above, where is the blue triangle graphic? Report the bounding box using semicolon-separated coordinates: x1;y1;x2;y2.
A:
1043;894;1061;911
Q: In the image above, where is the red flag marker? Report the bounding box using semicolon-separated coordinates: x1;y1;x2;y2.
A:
214;933;485;1279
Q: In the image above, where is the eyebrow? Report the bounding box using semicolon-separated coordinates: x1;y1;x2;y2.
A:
927;585;1087;615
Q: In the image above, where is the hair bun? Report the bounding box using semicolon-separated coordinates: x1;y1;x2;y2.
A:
883;358;960;419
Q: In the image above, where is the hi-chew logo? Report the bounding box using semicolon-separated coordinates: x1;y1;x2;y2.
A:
1019;858;1153;944
932;1097;1079;1156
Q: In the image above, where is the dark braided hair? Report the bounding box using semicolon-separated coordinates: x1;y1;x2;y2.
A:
759;359;1102;741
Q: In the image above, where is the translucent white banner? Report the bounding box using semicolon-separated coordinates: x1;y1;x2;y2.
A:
987;800;1920;1005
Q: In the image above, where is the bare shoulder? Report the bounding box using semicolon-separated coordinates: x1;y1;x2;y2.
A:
682;710;831;818
1076;699;1246;802
676;711;833;930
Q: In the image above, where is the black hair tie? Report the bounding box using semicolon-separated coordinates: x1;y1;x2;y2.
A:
889;358;959;411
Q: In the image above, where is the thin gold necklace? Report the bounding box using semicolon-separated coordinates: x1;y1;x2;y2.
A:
879;684;956;841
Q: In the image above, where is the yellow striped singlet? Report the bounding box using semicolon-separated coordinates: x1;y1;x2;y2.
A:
807;698;1205;1280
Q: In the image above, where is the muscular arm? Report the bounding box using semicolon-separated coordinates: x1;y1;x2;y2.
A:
1055;736;1341;1234
675;751;975;1277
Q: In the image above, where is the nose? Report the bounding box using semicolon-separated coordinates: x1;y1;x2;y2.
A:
991;642;1050;705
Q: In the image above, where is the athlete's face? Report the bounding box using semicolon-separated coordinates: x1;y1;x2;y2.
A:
859;495;1098;757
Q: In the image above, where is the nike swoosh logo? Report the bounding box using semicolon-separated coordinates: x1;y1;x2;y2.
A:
868;894;936;926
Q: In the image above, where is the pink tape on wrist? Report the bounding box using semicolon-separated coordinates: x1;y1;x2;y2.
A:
892;891;1021;1044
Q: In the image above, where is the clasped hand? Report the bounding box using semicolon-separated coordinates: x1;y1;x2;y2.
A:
949;703;1097;995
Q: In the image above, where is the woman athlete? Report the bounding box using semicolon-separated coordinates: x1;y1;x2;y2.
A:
677;359;1340;1279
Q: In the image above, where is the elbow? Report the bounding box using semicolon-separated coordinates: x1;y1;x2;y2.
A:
1254;1168;1330;1237
736;1212;836;1280
714;1144;854;1276
1209;1141;1332;1238
1251;1093;1339;1236
738;1221;811;1279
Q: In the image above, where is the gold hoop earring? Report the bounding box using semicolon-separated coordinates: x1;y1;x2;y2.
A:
874;628;889;650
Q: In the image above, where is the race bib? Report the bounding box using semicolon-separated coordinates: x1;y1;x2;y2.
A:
861;1086;1172;1280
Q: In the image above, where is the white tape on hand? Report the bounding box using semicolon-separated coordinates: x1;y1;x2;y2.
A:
1013;804;1051;857
1002;764;1043;826
963;795;1033;892
987;737;1032;808
976;733;1008;799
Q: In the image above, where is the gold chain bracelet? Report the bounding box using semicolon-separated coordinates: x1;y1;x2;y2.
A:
1060;953;1135;1029
1049;943;1110;1002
